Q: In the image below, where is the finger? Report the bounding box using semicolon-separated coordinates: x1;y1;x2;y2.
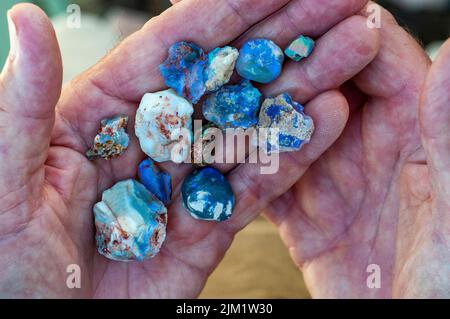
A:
52;0;295;190
165;0;369;182
83;0;292;102
420;38;450;199
164;90;349;272
170;0;182;4
0;4;62;190
225;90;349;232
354;3;430;98
162;13;379;185
234;0;368;48
263;15;380;103
351;2;430;170
53;0;292;184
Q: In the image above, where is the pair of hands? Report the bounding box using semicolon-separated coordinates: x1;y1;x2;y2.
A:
0;0;448;298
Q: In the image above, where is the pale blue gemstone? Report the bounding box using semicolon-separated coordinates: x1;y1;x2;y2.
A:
94;179;167;262
236;39;284;84
285;36;315;62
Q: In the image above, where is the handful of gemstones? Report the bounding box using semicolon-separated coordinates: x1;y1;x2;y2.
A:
87;36;316;262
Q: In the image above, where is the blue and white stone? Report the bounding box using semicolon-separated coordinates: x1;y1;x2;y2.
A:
182;167;235;222
138;158;172;205
160;41;207;103
256;93;314;153
204;46;239;92
236;38;284;84
86;115;129;160
94;179;168;262
285;35;315;62
135;89;194;163
202;80;262;129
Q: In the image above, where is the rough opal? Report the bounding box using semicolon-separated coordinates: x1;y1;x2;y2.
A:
285;35;315;62
135;89;194;163
257;93;314;153
204;46;239;92
236;39;284;84
138;158;172;205
202;80;262;129
182;167;235;222
86;115;129;160
94;179;168;262
160;41;207;103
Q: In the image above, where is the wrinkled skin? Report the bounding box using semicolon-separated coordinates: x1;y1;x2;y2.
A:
265;8;450;298
0;0;448;298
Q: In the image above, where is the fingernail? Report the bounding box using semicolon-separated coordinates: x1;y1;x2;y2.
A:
7;10;18;61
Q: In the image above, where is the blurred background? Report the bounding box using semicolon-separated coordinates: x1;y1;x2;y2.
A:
0;0;449;298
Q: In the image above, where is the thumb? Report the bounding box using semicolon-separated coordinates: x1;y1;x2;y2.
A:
420;38;450;201
0;4;62;191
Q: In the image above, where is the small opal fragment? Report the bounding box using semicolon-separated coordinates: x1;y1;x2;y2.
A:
86;115;129;160
236;39;284;84
257;93;314;153
202;80;262;129
285;35;315;62
138;158;172;205
160;41;207;103
94;179;167;262
204;46;239;92
182;167;235;222
135;89;194;163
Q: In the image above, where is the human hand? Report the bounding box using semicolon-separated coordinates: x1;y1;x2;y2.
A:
0;0;377;298
264;3;450;298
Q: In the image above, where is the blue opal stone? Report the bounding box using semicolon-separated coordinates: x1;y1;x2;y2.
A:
86;115;129;160
138;158;172;205
236;39;284;84
182;167;235;222
94;179;168;262
257;93;314;153
202;80;262;129
160;41;207;103
285;35;315;62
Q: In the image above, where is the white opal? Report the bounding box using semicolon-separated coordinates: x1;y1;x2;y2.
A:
205;47;239;92
135;89;194;163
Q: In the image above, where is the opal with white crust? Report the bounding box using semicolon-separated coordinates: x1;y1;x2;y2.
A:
135;89;194;163
256;93;314;153
205;46;239;92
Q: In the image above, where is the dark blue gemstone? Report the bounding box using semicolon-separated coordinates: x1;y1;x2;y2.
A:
202;80;262;129
182;167;235;222
138;158;172;205
160;41;207;103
